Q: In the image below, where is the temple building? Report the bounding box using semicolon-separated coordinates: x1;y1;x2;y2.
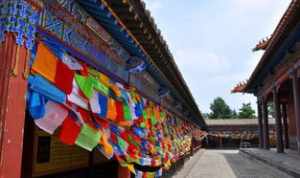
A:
233;0;300;154
0;1;207;178
206;119;276;149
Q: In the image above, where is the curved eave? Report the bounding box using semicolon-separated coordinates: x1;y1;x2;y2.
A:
245;0;300;93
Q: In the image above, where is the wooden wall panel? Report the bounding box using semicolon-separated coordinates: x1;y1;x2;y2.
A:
32;127;89;177
93;150;110;164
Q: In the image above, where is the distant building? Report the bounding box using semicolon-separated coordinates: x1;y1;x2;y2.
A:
206;119;276;148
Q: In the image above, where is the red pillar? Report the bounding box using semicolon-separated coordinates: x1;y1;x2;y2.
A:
0;34;29;178
291;70;300;153
282;104;289;149
262;99;270;149
273;87;284;153
257;98;264;149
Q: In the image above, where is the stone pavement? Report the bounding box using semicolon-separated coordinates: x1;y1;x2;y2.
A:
240;148;300;177
170;149;293;178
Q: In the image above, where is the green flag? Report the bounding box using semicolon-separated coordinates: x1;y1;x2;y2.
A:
75;124;101;151
75;74;95;99
94;80;109;96
123;104;132;121
117;136;128;152
151;114;157;125
75;74;109;98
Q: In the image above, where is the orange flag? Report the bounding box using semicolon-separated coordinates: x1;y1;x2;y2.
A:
32;43;58;82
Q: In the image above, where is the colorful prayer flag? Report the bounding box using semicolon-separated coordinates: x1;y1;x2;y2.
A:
32;43;58;82
75;124;101;151
34;101;68;134
54;60;74;94
98;132;114;159
28;75;66;104
59;115;81;145
98;93;108;118
90;92;101;114
67;80;89;110
28;91;46;119
107;97;117;121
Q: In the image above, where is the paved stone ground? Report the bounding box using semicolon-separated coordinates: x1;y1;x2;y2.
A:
171;149;293;178
240;148;300;177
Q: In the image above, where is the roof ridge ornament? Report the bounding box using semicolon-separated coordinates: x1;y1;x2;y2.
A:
253;36;271;52
231;80;248;93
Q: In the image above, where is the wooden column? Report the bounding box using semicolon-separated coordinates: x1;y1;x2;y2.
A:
273;87;284;153
0;34;29;178
291;70;300;153
262;99;270;149
257;98;264;149
282;104;289;149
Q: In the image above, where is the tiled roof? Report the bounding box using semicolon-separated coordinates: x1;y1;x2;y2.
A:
205;119;275;126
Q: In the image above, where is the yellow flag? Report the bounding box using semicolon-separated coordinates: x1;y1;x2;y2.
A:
127;164;136;175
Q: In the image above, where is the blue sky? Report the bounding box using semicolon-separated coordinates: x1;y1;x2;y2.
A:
143;0;291;113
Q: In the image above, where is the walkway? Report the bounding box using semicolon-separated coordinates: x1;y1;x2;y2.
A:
171;149;293;178
240;148;300;177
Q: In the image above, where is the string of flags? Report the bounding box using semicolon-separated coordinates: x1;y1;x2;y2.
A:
27;38;205;177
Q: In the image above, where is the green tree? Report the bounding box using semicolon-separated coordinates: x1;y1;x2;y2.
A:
268;103;275;118
209;97;232;119
202;113;210;119
238;103;256;119
231;110;238;119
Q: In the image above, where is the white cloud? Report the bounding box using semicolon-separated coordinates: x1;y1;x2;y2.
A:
174;48;231;77
233;0;274;9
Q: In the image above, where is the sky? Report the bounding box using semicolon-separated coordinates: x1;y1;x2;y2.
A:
143;0;291;114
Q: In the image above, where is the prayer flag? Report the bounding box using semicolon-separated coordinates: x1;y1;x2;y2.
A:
135;170;143;178
54;60;74;94
75;124;101;151
61;53;83;70
98;132;114;159
127;164;136;175
110;84;121;97
94;80;109;96
99;73;110;87
32;43;58;82
123;103;132;121
67;80;89;110
28;91;46;119
107;97;117;121
75;74;93;98
28;75;66;104
115;100;124;122
59;115;81;145
34;101;68;134
90;92;101;114
98;93;108;118
117;136;128;152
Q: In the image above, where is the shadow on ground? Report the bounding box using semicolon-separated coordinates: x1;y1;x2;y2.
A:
221;150;292;178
